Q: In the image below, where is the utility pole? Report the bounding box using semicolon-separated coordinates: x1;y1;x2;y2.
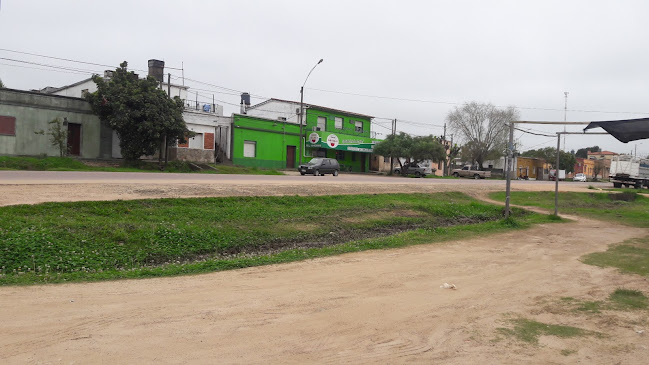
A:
390;119;396;174
442;123;447;176
563;92;569;151
505;122;514;219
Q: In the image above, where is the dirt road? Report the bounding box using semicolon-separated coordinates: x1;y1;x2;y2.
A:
0;170;606;206
1;173;646;364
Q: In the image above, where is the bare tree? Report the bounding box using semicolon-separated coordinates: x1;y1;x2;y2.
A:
446;102;519;169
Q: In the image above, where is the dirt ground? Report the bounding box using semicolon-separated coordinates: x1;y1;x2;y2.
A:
1;177;648;364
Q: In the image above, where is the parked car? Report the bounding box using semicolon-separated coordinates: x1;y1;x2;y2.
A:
451;166;491;179
298;158;340;176
549;169;566;181
573;173;587;182
393;163;429;177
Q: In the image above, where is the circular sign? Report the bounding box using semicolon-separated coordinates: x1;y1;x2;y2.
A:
327;134;339;148
309;132;320;144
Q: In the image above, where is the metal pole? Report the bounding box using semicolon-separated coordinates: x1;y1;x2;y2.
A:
563;92;568;151
505;122;514;218
389;119;396;174
299;86;304;165
554;133;561;216
167;73;171;96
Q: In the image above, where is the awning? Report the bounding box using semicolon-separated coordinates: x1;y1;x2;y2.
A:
583;118;649;143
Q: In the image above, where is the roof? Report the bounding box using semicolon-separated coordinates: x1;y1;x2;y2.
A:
587;150;618;155
46;77;93;93
249;98;374;119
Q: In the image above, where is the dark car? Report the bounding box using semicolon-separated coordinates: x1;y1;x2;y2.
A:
298;158;340;176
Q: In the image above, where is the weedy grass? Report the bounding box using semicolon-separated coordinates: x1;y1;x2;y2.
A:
609;289;648;310
489;191;649;227
497;318;597;345
582;236;649;276
0;192;556;285
0;156;283;175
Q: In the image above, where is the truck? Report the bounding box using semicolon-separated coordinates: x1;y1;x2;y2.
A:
451;166;491;179
609;155;649;189
548;169;566;181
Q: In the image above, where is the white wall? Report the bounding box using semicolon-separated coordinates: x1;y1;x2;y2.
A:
51;79;97;97
247;100;301;124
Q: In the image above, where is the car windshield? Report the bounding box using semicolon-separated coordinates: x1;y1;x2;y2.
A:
307;158;323;165
576;173;584;177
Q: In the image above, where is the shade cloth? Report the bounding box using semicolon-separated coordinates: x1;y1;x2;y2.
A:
584;118;649;143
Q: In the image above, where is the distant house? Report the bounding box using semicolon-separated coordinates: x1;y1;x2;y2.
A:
34;60;230;163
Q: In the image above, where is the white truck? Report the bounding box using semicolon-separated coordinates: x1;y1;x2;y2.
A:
610;155;649;189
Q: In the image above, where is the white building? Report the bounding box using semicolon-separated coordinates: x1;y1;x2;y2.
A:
42;60;230;163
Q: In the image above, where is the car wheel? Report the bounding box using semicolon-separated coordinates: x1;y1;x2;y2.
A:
300;172;305;176
314;169;319;176
473;174;480;179
333;170;338;176
394;169;400;175
453;172;459;178
415;171;422;177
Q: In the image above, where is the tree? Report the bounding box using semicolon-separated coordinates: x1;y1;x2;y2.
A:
373;132;446;174
86;61;191;165
34;118;68;157
522;147;576;173
447;102;519;169
0;78;5;88
575;145;600;158
592;159;605;181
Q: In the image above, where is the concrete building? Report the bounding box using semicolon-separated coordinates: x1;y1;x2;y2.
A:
0;88;109;158
237;99;379;171
37;59;230;163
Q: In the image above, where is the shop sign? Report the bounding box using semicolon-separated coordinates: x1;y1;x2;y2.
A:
326;134;339;148
309;132;320;143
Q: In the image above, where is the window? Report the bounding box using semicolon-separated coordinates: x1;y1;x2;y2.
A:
317;116;326;131
354;121;363;133
0;116;16;136
335;150;345;160
351;152;356;162
243;141;256;157
189;133;203;149
335;117;343;129
383;156;390;163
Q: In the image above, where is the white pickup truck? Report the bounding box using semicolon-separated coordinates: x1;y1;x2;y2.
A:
451;166;491;179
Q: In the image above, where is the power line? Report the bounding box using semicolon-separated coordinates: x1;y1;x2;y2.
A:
0;48;149;73
307;87;649;116
515;127;555;138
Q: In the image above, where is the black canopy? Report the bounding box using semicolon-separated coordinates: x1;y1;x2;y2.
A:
584;118;649;143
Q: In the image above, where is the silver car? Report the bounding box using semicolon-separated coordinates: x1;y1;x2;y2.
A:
573;173;587;182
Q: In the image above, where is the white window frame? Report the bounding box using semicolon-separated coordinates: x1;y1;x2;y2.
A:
317;116;326;131
355;120;363;132
334;117;343;129
243;140;256;158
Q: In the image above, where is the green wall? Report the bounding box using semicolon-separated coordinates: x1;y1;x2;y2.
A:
232;115;301;169
232;110;378;172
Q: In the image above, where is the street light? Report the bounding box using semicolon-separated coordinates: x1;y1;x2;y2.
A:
299;58;324;165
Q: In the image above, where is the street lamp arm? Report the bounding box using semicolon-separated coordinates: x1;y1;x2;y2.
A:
302;59;324;89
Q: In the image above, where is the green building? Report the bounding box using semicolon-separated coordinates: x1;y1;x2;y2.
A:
232;99;379;172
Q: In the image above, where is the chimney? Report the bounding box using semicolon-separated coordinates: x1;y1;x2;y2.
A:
103;70;114;80
147;59;165;83
240;92;251;114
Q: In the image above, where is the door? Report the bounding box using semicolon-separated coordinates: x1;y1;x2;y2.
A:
67;123;82;156
360;153;366;172
286;145;296;168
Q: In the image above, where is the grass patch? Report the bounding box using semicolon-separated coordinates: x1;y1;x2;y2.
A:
0;156;284;175
582;236;649;276
0;192;557;285
609;289;648;310
497;318;596;345
489;191;649;227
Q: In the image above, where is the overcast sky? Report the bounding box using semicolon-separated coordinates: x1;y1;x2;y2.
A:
1;0;648;157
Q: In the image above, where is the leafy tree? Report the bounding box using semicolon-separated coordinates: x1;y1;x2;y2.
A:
447;102;519;169
0;78;5;88
34;118;68;157
592;159;605;181
86;61;191;165
374;132;446;174
522;147;576;173
575;145;600;158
